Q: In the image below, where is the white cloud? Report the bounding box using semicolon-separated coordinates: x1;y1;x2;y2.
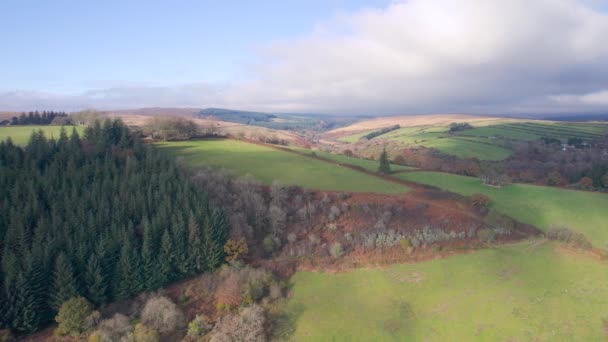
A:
2;0;608;115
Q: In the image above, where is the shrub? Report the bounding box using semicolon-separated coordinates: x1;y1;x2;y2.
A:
133;323;159;342
215;274;243;310
287;233;297;243
83;311;102;332
546;225;592;250
328;205;341;221
399;238;412;250
208;305;266;342
329;242;344;258
187;315;212;339
269;281;283;300
224;239;249;262
476;228;496;243
470;193;491;207
546;171;564;186
0;330;14;342
96;314;132;342
263;235;277;253
55;296;93;336
140;296;185;333
579;176;594;190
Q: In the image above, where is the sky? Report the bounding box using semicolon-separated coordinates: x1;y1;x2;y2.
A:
1;0;608;115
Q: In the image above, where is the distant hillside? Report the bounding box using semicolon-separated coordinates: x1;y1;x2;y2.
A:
197;108;277;124
327;114;514;134
543;114;608;122
103;107;201;117
196;107;358;131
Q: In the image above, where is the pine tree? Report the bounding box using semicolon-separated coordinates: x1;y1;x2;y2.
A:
50;253;79;310
378;147;391;174
158;229;173;285
205;208;229;270
84;254;107;305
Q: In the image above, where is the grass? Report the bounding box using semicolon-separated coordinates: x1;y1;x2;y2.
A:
337;130;374;143
397;171;608;246
156;139;408;194
0;125;84;145
283;146;414;172
462;122;608;141
338;121;608;161
283;241;608;341
417;137;512;161
371;126;513;161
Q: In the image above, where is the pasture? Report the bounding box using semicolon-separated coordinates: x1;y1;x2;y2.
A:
156;139;408;194
0;125;84;145
283;241;608;341
332;119;608;161
397;171;608;246
284;146;414;172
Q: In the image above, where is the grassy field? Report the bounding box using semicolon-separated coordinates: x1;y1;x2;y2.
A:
337;130;373;143
461;122;608;141
0;125;83;145
335;121;608;161
284;146;414;173
283;241;608;341
397;171;608;246
156;139;408;194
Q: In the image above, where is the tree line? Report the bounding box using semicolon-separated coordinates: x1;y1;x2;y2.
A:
1;111;68;126
0;119;229;333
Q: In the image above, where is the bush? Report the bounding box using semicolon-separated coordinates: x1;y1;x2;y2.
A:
215;274;243;310
208;305;266;342
470;193;491;207
329;242;344;258
140;296;185;333
0;330;15;342
55;297;93;336
546;225;592;250
224;239;249;262
578;176;594;190
187;315;212;339
133;323;159;342
476;228;496;243
399;238;412;250
96;314;132;342
263;235;277;253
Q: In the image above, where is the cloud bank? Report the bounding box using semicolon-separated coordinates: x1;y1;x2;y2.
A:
2;0;608;115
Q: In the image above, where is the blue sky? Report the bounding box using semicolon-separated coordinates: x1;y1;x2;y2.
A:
1;0;607;114
0;0;389;94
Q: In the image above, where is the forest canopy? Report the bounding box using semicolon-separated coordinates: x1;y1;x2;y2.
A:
0;120;228;333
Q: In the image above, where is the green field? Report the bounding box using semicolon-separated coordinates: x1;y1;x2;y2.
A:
156;139;408;194
284;146;414;173
461;122;608;141
397;171;608;246
0;125;83;145
336;121;608;161
337;130;373;143
283;241;608;341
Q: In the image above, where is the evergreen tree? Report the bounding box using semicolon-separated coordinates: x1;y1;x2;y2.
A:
50;253;79;310
378;147;391;174
84;254;107;305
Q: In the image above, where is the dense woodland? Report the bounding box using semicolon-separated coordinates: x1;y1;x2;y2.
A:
0;120;229;333
1;111;68;126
